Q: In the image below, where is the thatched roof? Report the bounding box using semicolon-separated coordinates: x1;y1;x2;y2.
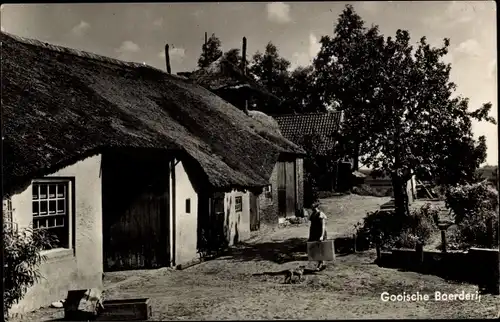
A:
181;56;279;102
1;32;305;196
248;110;282;136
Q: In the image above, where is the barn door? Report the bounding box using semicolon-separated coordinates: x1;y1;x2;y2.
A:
103;152;170;271
285;161;296;218
250;192;260;231
277;162;287;218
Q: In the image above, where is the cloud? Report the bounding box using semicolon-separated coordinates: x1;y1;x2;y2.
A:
308;33;321;58
266;2;291;24
153;17;163;28
159;45;186;63
116;40;141;54
192;9;204;17
358;2;380;14
291;33;321;69
422;1;487;28
487;59;497;79
71;21;91;37
455;38;483;58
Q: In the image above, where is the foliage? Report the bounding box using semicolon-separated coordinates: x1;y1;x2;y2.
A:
317;190;346;199
312;5;496;216
351;184;392;197
223;48;243;67
285;66;323;113
197;33;223;68
3;224;56;319
444;181;499;249
248;42;292;115
355;203;439;250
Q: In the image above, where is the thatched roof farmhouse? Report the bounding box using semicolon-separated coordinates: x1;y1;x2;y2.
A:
1;31;303;197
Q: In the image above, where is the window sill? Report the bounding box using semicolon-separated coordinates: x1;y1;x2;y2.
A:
40;248;74;261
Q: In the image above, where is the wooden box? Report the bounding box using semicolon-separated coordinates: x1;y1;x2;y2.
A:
307;240;335;261
96;298;152;321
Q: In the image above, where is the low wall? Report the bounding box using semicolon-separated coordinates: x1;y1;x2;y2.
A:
378;247;500;294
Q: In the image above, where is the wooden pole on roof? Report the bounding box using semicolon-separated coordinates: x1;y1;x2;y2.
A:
204;32;208;64
164;44;171;74
242;36;249;115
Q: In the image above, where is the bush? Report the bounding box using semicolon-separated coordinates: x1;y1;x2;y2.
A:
445;181;499;249
3;224;56;319
317;191;347;199
351;184;392;197
355;203;439;250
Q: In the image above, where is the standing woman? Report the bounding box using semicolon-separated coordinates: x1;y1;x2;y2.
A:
308;201;328;270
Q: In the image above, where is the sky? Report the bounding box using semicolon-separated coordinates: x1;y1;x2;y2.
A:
1;1;497;165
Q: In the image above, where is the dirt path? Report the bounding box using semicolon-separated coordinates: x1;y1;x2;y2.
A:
10;195;499;320
250;194;391;244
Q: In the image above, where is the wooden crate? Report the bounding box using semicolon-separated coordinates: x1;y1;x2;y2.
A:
307;240;335;261
96;298;152;321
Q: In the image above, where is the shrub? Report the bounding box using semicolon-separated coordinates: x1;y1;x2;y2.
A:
445;181;499;249
3;224;56;319
351;184;392;197
355;203;439;250
445;181;498;224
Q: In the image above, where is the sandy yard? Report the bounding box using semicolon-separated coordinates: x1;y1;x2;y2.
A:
11;195;499;321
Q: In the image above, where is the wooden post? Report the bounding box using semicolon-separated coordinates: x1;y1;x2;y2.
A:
376;243;381;262
415;242;424;271
241;36;249;115
203;32;208;65
164;44;171;75
486;217;493;248
352;234;357;253
441;229;447;253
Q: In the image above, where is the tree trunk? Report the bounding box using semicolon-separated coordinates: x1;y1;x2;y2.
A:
392;174;410;216
352;142;360;171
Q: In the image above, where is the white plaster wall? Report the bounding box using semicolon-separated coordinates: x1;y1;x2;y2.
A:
223;190;250;245
172;159;199;266
8;154;103;314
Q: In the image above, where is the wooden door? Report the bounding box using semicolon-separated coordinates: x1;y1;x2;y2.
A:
277;162;287;218
285;161;296;218
250;192;260;231
103;152;170;271
277;161;297;218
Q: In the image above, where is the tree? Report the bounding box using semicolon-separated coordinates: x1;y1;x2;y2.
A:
248;42;292;115
223;48;242;67
197;33;223;68
315;5;496;216
313;5;385;171
286;66;325;113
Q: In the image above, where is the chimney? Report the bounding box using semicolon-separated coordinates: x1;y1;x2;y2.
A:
241;36;247;75
164;44;171;74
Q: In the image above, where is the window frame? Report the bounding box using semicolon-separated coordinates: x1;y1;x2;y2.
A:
3;197;17;233
235;196;243;213
31;177;75;254
263;185;272;198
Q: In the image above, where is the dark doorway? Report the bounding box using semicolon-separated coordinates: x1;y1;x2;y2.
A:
102;150;170;271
